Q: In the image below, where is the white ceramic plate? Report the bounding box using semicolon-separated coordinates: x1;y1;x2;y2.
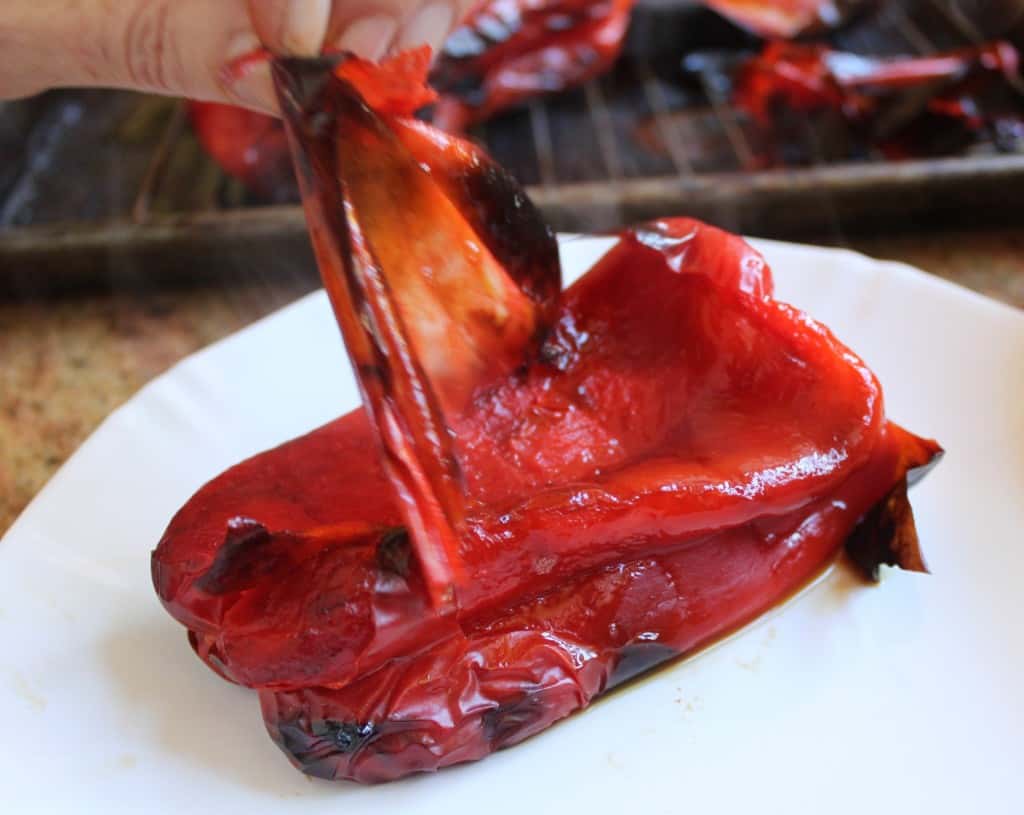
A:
2;237;1022;814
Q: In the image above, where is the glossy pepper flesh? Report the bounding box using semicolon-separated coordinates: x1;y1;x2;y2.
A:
152;51;942;783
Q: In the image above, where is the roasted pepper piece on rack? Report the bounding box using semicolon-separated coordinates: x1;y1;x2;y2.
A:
732;40;1024;158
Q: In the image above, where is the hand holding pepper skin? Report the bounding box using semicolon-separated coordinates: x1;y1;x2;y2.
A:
152;52;942;783
0;0;475;112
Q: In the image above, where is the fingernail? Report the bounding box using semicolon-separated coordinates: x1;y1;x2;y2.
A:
336;15;398;61
281;0;331;56
224;33;276;113
397;2;454;53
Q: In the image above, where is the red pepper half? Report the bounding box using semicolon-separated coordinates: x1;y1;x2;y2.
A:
152;53;942;783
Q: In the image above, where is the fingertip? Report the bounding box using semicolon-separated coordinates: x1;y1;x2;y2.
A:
396;1;455;55
334;15;398;61
223;32;278;114
249;0;332;56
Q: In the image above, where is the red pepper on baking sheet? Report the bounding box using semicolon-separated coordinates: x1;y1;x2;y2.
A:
152;52;942;782
731;39;1024;158
432;0;636;131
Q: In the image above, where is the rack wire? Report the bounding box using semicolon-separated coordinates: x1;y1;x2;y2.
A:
1;0;1022;288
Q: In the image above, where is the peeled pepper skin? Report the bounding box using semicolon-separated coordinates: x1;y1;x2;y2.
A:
151;53;942;783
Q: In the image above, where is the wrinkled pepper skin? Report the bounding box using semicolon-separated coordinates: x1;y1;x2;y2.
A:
152;53;942;783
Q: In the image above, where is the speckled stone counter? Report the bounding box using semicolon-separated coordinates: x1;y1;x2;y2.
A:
1;228;1021;536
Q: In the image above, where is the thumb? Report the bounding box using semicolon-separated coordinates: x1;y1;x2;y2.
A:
247;0;332;57
1;0;278;112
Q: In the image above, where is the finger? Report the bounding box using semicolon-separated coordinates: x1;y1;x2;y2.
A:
327;1;478;61
247;0;332;56
20;0;278;113
326;2;413;61
394;1;479;55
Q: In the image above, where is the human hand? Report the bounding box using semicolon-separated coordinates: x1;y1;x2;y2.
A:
0;1;476;113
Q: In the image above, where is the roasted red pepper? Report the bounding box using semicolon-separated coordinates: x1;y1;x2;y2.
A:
187;101;294;199
432;0;635;130
733;40;1024;158
152;52;941;783
705;0;866;38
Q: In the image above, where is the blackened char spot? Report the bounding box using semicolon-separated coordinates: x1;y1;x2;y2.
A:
314;720;378;753
482;694;546;749
376;527;412;576
539;339;574;372
277;718;317;761
193;518;277;595
845;477;930;583
274;720;338;780
457;161;560;311
275;718;378;779
609;643;680;688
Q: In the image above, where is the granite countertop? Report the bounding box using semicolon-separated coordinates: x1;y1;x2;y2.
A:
1;227;1022;537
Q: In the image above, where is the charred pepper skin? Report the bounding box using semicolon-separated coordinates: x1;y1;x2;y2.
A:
152;52;942;783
